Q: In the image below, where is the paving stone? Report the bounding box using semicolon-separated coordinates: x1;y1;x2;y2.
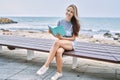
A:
0;62;28;69
117;69;120;74
84;67;115;79
82;73;116;80
0;68;21;79
9;68;55;80
58;77;81;80
85;66;115;75
116;69;120;80
0;57;15;63
117;74;120;80
81;75;115;80
9;69;41;80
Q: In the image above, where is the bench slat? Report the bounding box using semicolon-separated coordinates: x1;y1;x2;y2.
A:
64;51;118;63
76;43;120;51
0;40;50;52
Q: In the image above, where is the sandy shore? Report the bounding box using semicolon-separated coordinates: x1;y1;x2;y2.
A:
0;29;120;45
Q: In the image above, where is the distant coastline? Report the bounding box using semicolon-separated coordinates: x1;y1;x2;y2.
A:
0;17;18;24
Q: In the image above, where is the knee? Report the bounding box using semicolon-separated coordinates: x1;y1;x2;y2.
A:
56;48;64;57
54;40;60;47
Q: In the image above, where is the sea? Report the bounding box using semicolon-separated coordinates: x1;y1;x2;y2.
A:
0;17;120;37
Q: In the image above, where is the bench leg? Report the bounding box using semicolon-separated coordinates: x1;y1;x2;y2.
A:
27;50;34;60
0;46;2;51
72;57;78;69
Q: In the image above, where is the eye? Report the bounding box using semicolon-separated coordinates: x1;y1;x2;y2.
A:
71;11;73;14
67;9;70;12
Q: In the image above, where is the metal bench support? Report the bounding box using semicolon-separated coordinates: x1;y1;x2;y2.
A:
27;50;34;60
0;46;2;51
72;57;78;69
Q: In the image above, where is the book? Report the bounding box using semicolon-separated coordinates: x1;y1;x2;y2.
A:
48;26;66;36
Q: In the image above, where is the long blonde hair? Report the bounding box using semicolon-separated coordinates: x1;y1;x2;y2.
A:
67;4;80;36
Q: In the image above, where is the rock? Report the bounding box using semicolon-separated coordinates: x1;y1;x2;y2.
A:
113;37;118;40
115;33;120;37
0;28;9;32
118;38;120;42
0;18;18;24
112;33;120;40
112;35;119;40
103;32;112;38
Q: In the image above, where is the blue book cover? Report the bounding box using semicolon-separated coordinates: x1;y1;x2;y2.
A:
48;26;66;36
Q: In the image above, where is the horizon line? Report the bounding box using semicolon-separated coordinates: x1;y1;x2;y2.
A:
0;16;120;18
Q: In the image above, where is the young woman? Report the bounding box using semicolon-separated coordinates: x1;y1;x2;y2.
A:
37;4;80;80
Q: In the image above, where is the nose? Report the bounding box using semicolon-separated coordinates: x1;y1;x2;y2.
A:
67;12;71;16
67;11;71;14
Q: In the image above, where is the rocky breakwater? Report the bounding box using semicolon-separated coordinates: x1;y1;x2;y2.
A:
0;18;17;24
104;32;120;42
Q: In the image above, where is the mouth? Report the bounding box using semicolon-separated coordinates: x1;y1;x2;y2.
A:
66;13;71;17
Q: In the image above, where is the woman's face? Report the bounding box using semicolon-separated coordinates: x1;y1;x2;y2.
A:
66;7;74;20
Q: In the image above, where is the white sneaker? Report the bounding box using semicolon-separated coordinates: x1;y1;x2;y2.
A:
51;72;62;80
36;65;49;75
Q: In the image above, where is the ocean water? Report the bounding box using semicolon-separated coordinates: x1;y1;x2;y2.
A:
80;17;120;35
0;17;120;36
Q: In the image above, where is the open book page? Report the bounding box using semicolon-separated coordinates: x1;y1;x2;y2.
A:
48;26;66;36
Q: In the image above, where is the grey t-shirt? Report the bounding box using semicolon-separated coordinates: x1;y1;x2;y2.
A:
57;19;73;37
57;19;76;49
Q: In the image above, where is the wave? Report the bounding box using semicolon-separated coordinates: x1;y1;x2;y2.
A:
81;29;110;33
9;28;47;32
1;24;119;35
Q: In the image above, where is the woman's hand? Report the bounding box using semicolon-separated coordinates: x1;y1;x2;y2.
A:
57;34;76;41
48;30;52;33
56;34;63;40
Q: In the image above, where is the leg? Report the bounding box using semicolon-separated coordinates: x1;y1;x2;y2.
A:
51;41;73;80
55;40;73;73
0;46;2;51
44;39;73;67
55;47;65;73
44;40;60;67
72;57;78;69
37;40;73;75
37;40;61;75
27;50;34;60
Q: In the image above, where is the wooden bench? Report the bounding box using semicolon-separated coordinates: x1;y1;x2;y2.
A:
0;35;120;69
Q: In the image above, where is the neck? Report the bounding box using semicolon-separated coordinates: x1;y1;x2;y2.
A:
65;17;71;22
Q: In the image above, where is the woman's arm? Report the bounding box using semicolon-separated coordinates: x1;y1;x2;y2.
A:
48;30;76;41
56;34;76;41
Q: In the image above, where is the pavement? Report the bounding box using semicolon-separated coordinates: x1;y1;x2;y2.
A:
0;46;120;80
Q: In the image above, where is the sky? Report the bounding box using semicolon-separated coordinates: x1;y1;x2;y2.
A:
0;0;120;17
